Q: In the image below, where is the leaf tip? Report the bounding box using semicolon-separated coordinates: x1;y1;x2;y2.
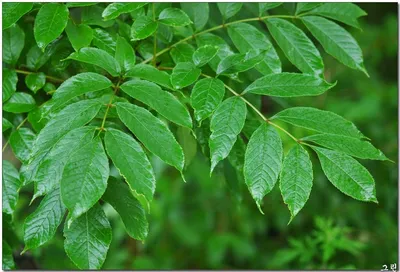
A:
256;203;265;215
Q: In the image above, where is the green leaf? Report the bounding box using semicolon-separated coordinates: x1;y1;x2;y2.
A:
2;118;13;132
61;136;109;225
102;3;147;20
158;8;192;27
10;128;36;163
216;50;266;75
2;160;21;215
271;107;364;139
313;146;377;202
66;3;98;8
105;129;155;212
171;62;201;89
266;18;324;77
120;80;192;128
191;78;225;123
228;23;281;74
302;16;368;76
2;241;15;270
177;126;197;167
209;97;247;173
2;3;33;29
217;3;242;20
47;72;112;114
116;102;185;173
259;3;282;15
34;3;69;51
303;134;388;161
66;47;121;77
23;185;66;252
81;5;114;28
192;45;219;67
3;92;36;113
115;36;136;73
295;3;322;15
306;3;367;29
25;72;46;94
65;20;93;51
130;15;158;41
180;3;209;31
102;177;149;240
244;124;283;213
32;126;96;201
3;23;25;65
170;43;195;64
3;68;17;102
280;144;313;222
92;28;116;55
64;203;112;269
26;45;53;71
125;64;174;91
243;72;335;97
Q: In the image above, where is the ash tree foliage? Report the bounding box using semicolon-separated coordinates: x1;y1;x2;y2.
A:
1;2;390;270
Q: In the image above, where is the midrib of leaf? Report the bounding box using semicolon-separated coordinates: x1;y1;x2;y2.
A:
39;5;61;37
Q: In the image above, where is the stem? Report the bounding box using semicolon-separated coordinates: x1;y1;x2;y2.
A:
15;69;65;83
141;14;298;64
2;117;28;152
98;79;122;133
152;3;157;67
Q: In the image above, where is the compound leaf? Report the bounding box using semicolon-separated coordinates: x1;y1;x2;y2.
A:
115;36;136;73
10;128;36;163
158;8;192;27
102;2;147;20
2;160;21;215
180;3;209;31
125;64;174;91
171;62;201;89
130;16;158;41
216;50;266;75
217;3;242;20
170;43;195;64
192;45;219;67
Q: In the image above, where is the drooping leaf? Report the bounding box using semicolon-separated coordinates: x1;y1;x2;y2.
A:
3;92;36;113
192;45;219;67
2;160;21;215
306;3;367;29
66;47;121;77
217;3;242;20
23;185;66;252
209;97;247;173
177;126;198;167
47;72;112;114
271;107;364;139
243;72;335;97
171;62;201;89
120;80;192;128
115;36;136;73
244;124;283;213
295;3;322;15
259;3;282;15
2;118;13;132
64;203;112;269
158;8;192;27
191;78;225;123
303;134;388;161
2;2;33;30
65;20;93;51
170;43;195;64
10;128;36;163
116;102;185;173
180;3;209;31
3;68;18;102
102;177;149;240
92;28;116;55
102;2;147;20
34;3;69;51
3;23;25;65
125;64;174;91
313;146;377;202
130;15;158;41
302;16;368;75
266;18;324;77
280;144;313;222
61;136;109;226
216;50;266;75
25;72;46;94
32;126;96;201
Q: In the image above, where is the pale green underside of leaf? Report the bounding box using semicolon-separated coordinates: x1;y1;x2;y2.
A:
23;185;66;252
171;62;201;89
10;128;36;163
3;2;33;30
244;124;283;213
105;129;156;212
64;203;112;269
209;97;247;173
313;146;377;202
116;102;185;172
2;160;21;215
125;64;174;91
271;107;365;139
102;178;149;240
279;144;313;222
61;137;109;226
120;80;192;128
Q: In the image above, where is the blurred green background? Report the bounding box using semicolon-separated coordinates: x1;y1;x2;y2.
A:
4;3;397;270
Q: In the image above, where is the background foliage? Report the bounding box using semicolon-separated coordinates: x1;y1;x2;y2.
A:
2;2;398;270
